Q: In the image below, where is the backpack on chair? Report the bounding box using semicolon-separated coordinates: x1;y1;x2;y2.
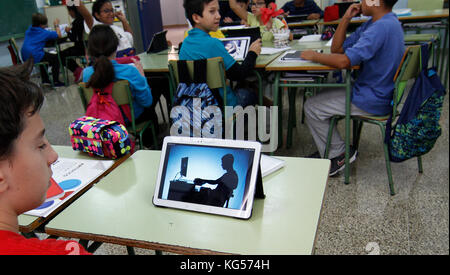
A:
171;59;223;137
385;43;446;162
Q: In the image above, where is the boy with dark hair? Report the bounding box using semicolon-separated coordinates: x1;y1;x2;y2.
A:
181;0;262;107
300;0;404;176
0;60;89;255
281;0;324;19
21;13;65;86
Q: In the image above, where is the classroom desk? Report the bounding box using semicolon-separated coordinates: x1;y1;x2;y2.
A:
45;150;330;255
265;40;356;185
138;44;285;106
18;146;128;234
318;9;449;26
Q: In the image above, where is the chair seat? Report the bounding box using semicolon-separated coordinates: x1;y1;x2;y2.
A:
354;114;390;121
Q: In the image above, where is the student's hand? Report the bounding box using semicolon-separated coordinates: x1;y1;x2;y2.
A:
343;3;361;20
300;50;317;62
115;11;127;22
223;17;233;23
240;19;248;26
249;38;262;55
53;18;60;27
65;26;72;33
307;13;321;20
282;11;290;17
132;59;145;76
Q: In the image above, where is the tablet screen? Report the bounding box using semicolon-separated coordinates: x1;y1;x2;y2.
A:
153;137;261;219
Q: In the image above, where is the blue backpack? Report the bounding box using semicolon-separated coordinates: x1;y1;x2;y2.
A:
171;59;223;137
385;43;446;162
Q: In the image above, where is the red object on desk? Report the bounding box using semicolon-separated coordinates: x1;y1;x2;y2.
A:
46;178;65;202
324;5;340;22
260;3;285;25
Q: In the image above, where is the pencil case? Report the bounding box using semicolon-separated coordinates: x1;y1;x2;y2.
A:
69;116;131;159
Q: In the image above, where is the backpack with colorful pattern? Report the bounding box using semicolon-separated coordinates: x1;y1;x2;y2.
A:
69;116;131;159
385;43;446;162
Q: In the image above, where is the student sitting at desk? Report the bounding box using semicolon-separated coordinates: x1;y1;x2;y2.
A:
0;60;89;255
229;0;287;42
83;25;156;146
299;0;404;176
181;0;262;108
281;0;324;20
21;13;65;86
75;0;135;57
63;5;86;83
221;0;249;25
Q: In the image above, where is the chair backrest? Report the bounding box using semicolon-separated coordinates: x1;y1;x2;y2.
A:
78;80;132;111
168;57;227;99
408;0;444;10
8;38;22;64
392;44;424;116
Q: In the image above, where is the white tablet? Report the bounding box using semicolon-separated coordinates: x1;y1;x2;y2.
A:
153;136;262;219
219;37;251;61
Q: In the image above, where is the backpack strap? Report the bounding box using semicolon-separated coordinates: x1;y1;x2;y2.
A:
177;60;192;85
193;59;207;84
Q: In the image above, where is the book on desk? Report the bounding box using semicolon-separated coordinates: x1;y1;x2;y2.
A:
25;158;114;217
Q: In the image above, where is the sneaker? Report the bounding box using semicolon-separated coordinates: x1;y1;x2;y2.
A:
53;81;66;87
329;147;358;177
306;151;321;158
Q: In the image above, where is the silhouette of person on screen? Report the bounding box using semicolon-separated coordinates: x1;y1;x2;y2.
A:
193;154;238;207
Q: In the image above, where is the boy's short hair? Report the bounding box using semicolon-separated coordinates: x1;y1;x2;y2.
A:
32;13;48;27
383;0;398;8
184;0;216;27
0;59;44;159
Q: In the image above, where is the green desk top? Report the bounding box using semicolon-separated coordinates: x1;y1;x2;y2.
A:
319;8;449;25
265;40;334;71
46;150;330;255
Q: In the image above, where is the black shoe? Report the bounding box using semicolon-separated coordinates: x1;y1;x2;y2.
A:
329;147;357;177
306;151;321;158
53;81;65;87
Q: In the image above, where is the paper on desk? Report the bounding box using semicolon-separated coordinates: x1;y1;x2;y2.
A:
261;47;290;55
393;8;412;16
298;34;322;43
325;38;333;47
24;158;114;217
260;154;285;177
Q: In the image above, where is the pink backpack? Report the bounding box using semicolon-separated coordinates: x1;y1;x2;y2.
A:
85;82;132;126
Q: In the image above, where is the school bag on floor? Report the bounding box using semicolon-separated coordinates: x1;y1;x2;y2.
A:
171;59;223;137
385;43;446;162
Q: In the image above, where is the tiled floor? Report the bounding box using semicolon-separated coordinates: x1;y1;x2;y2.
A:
1;26;448;255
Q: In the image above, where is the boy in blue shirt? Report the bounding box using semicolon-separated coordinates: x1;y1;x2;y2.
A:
181;0;262;107
282;0;324;19
21;13;64;86
300;0;405;176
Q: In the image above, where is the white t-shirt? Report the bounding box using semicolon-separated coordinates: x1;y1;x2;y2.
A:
84;18;134;52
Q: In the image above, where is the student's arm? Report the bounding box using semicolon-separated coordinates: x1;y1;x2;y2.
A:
225;38;261;81
331;3;361;54
300;51;351;69
53;19;62;38
115;11;133;35
75;2;94;30
229;0;248;22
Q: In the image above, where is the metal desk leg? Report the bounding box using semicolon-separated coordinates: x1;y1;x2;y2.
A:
273;72;281;153
253;70;264;106
344;71;352;185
